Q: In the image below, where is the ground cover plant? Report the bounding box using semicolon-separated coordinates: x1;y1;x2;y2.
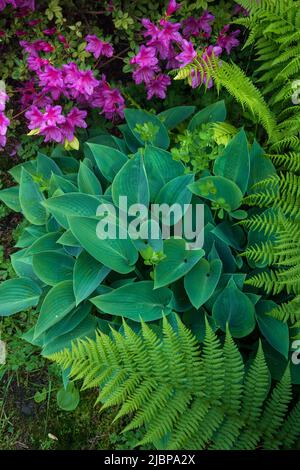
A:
0;0;300;451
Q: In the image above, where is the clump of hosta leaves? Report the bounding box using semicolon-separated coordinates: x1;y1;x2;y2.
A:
171;123;224;173
0;100;295;386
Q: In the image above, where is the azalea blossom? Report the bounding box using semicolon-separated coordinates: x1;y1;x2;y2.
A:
216;25;240;55
146;74;171;99
166;0;181;17
0;111;10;149
85;35;114;59
175;39;197;67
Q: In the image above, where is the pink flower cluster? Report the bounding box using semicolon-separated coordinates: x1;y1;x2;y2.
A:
18;34;124;146
130;1;241;99
0;0;34;12
0;86;10;149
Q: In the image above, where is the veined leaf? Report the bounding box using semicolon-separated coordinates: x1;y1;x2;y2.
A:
19;168;47;225
0;277;42;316
32;251;75;286
73;250;110;305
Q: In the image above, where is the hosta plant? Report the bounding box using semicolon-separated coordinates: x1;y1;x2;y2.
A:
0;102;295;384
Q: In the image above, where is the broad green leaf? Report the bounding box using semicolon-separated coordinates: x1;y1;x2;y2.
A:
211;221;246;251
188;100;226;131
90;280;173;322
77;161;102;195
86;143;128;183
183;309;217;342
248;140;276;194
57;383;80;411
124;108;170;149
69;216;138;274
19;168;47;225
34;280;76;338
73;250;110;305
42;193;103;229
37;152;62;179
256;300;289;359
214;129;250;195
26;232;62;255
51;155;79;173
155;174;194;225
32;251;75;286
11;249;39;282
154;238;205;288
189;176;243;211
112;153;149;208
9;160;36;183
0;186;21;212
49;174;78;194
212;278;256;338
57;230;81;247
184;258;222;309
119;124;141;153
144;146;184;201
0;277;42;316
158;106;196;130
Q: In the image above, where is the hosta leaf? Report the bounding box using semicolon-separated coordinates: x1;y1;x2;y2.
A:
212;278;256;338
86;143;128;183
189;176;243;211
256;300;289;359
32;251;75;286
144;146;184;201
19;168;47;225
214;129;250;195
112;153;149;208
34;280;76;338
158;106;196;130
154;238;205;289
9;160;36;183
155;174;194;225
248;140;276;193
0;277;42;316
26;232;62;255
0;186;21;212
90;280;173;322
37;152;62;179
77;161;102;195
49;174;78;194
124;108;170;149
69;216;138;274
73;250;110;305
42;193;103;229
57;230;81;247
188;100;226;131
184;258;222;309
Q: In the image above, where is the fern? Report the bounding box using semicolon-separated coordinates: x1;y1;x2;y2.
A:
49;316;300;450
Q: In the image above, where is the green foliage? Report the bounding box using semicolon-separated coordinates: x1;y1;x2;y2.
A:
49;315;300;450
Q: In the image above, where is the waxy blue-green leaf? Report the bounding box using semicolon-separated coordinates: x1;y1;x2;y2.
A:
56;382;80;411
69;216;138;274
9;160;36;183
0;277;42;316
189;176;243;211
26;232;62;255
184;258;222;309
248;140;276;194
77;161;102;195
0;186;21;212
124;108;170;149
11;249;39;282
214;129;250;195
112;153;149;208
154;238;205;289
86;143;128;183
158;106;196;130
42;193;104;229
212;278;256;338
155;174;194;225
90;280;173;322
144;146;184;201
19;168;47;225
37;152;62;179
256;300;289;359
32;251;75;286
57;230;81;247
49;174;78;194
188;100;226;131
119;124;141;153
73;250;110;305
34;280;76;338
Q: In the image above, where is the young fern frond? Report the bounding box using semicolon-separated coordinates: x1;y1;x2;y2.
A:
49;316;300;450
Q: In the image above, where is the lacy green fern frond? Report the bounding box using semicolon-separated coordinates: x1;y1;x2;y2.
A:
49;316;300;450
266;152;300;172
267;296;300;323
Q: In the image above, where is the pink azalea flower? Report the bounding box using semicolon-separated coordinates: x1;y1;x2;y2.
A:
0;111;10;148
43;27;57;36
27;55;49;71
38;65;64;99
166;0;181;17
57;34;69;49
66;107;87;128
15;30;27;37
0;90;9;112
73;69;100;99
43;105;66;127
85;35;114;59
216;25;240;55
141;18;160;40
146;74;171;99
40;126;64;143
130;46;158;68
182;17;202;38
233;5;249;17
198;11;215;36
132;65;160;85
175;39;197;67
25;105;44;129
